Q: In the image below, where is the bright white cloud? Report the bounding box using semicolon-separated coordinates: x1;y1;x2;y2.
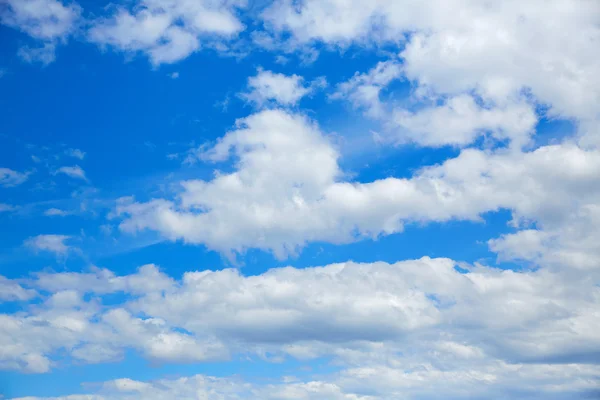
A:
0;0;80;40
55;165;86;180
266;0;600;148
331;60;402;118
24;234;72;256
390;95;537;148
115;109;600;260
0;168;30;187
241;69;326;107
88;0;245;65
333;61;539;148
0;277;36;302
1;256;598;398
0;0;80;64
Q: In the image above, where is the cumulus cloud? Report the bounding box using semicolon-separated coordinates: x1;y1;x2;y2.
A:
114;108;600;260
270;0;599;148
88;0;246;65
0;168;31;187
0;0;81;64
24;234;72;256
331;60;402;118
240;69;326;107
1;256;599;398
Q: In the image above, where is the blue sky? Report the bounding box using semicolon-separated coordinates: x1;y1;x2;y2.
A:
0;0;599;399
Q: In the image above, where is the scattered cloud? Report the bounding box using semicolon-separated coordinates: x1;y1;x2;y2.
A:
240;69;326;107
0;168;31;187
64;148;86;160
1;0;81;64
43;208;70;217
17;42;57;66
87;0;246;65
24;234;72;256
55;165;87;181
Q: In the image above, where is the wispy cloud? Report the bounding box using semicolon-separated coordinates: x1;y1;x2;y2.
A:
0;167;31;187
55;165;87;181
65;148;86;160
24;234;73;256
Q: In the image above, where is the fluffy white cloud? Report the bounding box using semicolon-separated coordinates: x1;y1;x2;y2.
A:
332;62;538;148
11;362;600;400
24;234;72;256
240;69;326;107
0;0;80;40
1;256;599;398
0;277;36;302
55;165;86;180
268;0;600;150
331;60;402;119
88;0;245;65
0;168;31;187
390;95;537;148
0;0;80;64
114;108;600;260
264;0;600;111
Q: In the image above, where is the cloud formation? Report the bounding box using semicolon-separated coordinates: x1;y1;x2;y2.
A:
1;256;599;397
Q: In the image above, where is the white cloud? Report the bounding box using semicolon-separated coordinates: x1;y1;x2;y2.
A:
265;0;600;147
1;256;598;398
115;109;600;260
1;0;80;64
0;168;30;187
44;208;70;217
64;148;85;160
24;234;72;256
390;95;537;148
17;42;57;65
55;165;86;180
241;69;325;107
331;60;402;118
11;363;600;399
88;0;245;65
333;61;538;148
0;277;36;302
0;0;80;40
